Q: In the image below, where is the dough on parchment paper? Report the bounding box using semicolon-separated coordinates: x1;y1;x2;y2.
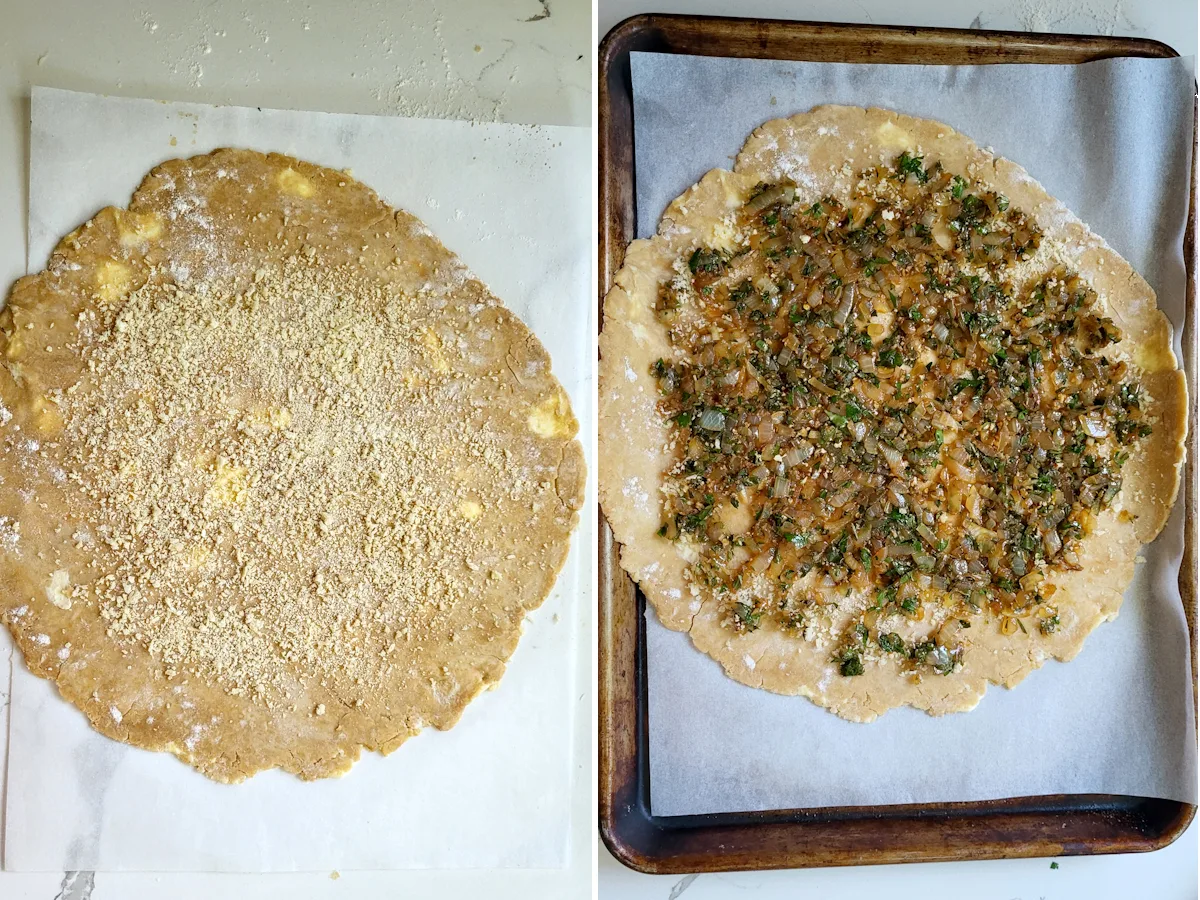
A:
0;149;585;781
599;106;1186;721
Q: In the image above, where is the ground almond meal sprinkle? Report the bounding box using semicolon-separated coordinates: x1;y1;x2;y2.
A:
74;254;505;699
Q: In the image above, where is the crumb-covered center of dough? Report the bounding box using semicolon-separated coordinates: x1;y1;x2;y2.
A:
57;253;520;702
651;152;1152;679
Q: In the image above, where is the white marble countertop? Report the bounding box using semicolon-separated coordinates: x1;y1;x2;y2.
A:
0;0;591;897
598;0;1196;898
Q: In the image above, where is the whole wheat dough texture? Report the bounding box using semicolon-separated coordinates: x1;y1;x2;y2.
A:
599;106;1186;721
0;149;585;781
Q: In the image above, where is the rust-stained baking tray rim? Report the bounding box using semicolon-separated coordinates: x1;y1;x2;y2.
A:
599;13;1197;875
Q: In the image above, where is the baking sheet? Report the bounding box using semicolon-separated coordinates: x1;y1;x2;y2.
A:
4;86;591;871
631;52;1197;817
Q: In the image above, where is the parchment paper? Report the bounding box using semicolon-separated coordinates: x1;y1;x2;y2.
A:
4;87;591;871
631;52;1196;817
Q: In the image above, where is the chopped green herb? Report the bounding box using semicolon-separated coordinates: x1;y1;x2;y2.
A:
734;602;761;632
896;151;928;183
688;247;725;275
878;632;905;653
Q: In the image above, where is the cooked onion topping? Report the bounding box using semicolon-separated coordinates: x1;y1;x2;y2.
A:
652;152;1151;678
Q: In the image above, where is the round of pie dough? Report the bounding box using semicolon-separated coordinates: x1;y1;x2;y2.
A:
599;106;1186;721
0;149;585;780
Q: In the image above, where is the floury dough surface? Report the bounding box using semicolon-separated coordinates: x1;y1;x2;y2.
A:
599;106;1186;721
0;149;585;781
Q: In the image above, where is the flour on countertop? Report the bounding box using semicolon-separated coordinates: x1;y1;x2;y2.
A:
1016;0;1137;35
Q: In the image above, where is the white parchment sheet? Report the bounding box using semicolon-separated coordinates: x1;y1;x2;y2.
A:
5;87;592;871
630;53;1196;817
